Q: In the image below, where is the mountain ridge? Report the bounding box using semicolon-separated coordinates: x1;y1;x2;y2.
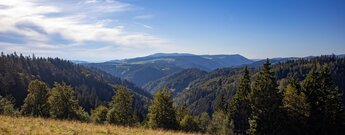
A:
83;53;254;87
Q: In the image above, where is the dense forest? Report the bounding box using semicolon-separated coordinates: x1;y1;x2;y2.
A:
143;68;207;95
0;53;344;134
175;55;345;115
0;53;150;117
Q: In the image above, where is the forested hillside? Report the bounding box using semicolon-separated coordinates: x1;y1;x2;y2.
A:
175;56;345;115
0;53;150;114
143;68;207;95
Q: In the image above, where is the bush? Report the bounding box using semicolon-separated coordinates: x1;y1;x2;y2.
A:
91;106;108;124
0;96;19;116
179;114;200;132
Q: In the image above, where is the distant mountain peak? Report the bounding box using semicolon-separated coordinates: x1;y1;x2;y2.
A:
147;53;196;57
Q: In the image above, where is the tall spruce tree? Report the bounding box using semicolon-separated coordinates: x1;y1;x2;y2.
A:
248;59;284;135
319;65;344;134
21;80;49;117
107;86;135;125
283;77;309;134
303;65;344;134
147;87;178;130
229;66;251;134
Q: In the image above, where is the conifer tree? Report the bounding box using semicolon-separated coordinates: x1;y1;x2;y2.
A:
229;66;251;134
48;82;87;120
319;65;344;134
147;87;178;130
283;77;309;134
208;111;232;135
107;86;135;125
248;59;283;135
215;91;228;113
179;114;200;132
176;104;190;122
303;65;344;134
21;80;49;117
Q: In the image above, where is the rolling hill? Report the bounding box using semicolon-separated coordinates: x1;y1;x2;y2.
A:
84;53;254;87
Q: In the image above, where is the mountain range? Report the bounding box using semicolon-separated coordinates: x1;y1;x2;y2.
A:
83;53;253;87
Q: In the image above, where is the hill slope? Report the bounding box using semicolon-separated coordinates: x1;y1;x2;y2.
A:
143;68;207;95
84;53;253;87
175;56;345;114
0;115;196;135
0;53;150;113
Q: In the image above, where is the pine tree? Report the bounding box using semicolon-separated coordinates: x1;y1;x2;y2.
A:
229;66;251;134
176;104;189;122
179;114;200;132
303;65;344;134
283;78;309;134
21;80;49;117
215;91;228;113
48;82;87;120
107;86;135;125
248;59;284;135
147;87;178;130
319;65;344;134
207;111;232;135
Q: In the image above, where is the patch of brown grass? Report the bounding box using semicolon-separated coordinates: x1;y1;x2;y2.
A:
0;115;201;135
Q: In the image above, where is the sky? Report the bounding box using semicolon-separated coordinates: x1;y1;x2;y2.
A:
0;0;344;62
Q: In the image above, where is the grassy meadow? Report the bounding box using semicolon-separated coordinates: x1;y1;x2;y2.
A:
0;115;201;135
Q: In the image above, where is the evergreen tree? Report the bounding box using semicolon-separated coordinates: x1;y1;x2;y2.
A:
207;111;232;135
48;82;87;120
196;112;211;132
147;87;178;130
303;65;344;134
229;66;251;134
107;86;135;125
283;78;309;134
176;104;189;122
319;65;344;134
176;104;200;132
21;80;49;117
215;91;228;113
91;105;108;124
248;59;284;135
179;114;200;132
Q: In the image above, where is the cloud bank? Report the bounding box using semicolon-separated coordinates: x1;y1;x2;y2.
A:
0;0;170;61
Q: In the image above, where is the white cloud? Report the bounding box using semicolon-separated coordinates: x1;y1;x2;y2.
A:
0;0;172;61
134;14;155;20
136;23;153;29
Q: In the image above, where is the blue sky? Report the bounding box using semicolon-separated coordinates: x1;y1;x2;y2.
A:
0;0;344;62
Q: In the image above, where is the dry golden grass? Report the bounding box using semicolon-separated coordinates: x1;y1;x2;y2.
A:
0;115;201;135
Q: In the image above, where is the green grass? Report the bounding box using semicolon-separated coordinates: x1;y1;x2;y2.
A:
0;115;201;135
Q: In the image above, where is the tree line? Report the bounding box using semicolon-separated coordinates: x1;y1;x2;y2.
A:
225;60;344;135
0;79;201;131
0;52;150;119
